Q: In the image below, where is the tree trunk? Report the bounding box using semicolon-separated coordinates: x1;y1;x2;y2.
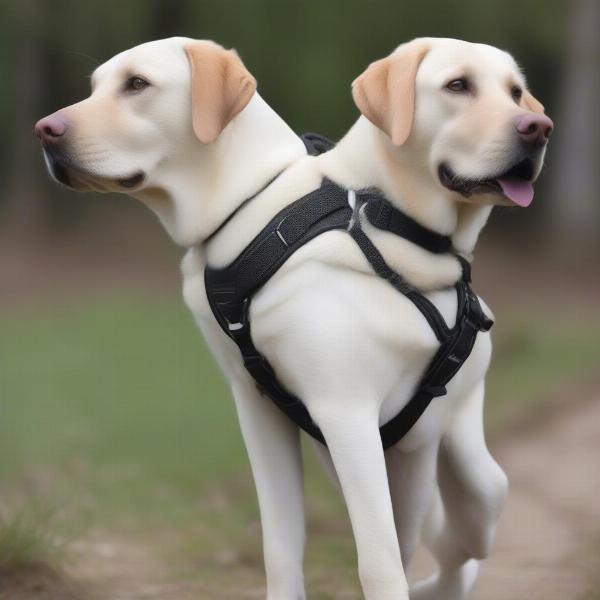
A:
5;0;47;239
547;0;600;239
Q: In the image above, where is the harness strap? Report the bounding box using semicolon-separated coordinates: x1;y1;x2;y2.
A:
348;224;492;447
204;171;284;245
349;222;451;342
301;132;335;156
228;321;327;445
365;197;453;255
204;147;493;449
205;181;352;446
363;195;473;284
206;133;335;247
205;181;351;329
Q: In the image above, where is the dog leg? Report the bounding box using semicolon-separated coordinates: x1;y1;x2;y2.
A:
411;383;508;600
386;441;439;569
309;438;341;489
313;405;409;600
411;489;480;600
232;379;306;600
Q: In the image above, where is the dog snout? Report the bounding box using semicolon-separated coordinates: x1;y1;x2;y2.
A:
515;114;553;146
35;114;68;144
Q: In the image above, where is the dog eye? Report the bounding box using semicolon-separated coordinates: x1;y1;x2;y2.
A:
511;85;523;103
125;76;150;92
445;78;469;93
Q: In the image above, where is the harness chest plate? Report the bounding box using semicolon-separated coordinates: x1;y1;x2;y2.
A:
204;135;493;449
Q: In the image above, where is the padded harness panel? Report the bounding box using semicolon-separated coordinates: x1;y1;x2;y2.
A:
204;135;493;449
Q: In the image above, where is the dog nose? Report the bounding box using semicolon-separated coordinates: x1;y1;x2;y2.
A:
515;114;553;146
34;114;68;143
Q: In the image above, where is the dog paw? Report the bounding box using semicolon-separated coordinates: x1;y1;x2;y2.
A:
410;572;443;600
409;560;479;600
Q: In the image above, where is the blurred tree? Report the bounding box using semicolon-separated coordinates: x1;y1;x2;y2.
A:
547;0;600;239
0;0;585;238
150;0;185;40
4;0;47;236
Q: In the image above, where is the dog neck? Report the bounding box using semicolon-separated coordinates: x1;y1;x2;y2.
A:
134;94;306;247
320;116;493;258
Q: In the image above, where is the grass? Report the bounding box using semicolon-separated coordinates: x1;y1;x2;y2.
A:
0;297;242;517
0;294;599;589
485;311;600;428
0;507;67;572
0;504;85;600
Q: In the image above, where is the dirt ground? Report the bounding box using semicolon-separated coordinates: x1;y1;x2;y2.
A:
406;384;600;600
4;388;596;600
473;391;600;600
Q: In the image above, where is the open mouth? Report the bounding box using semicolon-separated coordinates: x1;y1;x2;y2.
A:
439;158;536;207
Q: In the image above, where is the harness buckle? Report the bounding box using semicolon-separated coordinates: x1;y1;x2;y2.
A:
467;304;494;333
461;285;494;332
226;298;250;332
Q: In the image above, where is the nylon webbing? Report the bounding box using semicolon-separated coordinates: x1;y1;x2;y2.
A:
365;197;453;255
203;134;493;449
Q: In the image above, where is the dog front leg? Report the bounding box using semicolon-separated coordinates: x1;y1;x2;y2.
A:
232;379;306;600
312;405;409;600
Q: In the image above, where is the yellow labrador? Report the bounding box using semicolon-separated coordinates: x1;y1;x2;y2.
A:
36;37;552;600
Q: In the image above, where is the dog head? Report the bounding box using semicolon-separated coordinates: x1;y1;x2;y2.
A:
352;37;553;208
34;37;256;194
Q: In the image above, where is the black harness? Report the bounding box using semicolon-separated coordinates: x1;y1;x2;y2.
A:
204;134;493;450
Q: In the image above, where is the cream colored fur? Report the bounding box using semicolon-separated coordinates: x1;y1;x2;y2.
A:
37;36;551;600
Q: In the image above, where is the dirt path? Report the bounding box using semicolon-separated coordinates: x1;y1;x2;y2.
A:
4;393;599;599
402;390;600;600
473;393;600;600
101;392;600;599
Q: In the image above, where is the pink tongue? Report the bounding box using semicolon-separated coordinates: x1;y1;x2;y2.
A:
497;179;534;207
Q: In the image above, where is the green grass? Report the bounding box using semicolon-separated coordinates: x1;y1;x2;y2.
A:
485;312;600;428
0;297;244;519
0;294;598;583
0;506;68;571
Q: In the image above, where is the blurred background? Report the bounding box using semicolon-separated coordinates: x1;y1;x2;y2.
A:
1;1;598;599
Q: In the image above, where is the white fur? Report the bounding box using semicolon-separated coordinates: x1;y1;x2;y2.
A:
40;36;553;599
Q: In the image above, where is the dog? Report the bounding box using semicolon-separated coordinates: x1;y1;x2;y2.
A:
35;37;552;599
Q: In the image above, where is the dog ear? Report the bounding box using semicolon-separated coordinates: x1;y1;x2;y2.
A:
352;40;429;146
522;89;545;114
185;41;257;144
